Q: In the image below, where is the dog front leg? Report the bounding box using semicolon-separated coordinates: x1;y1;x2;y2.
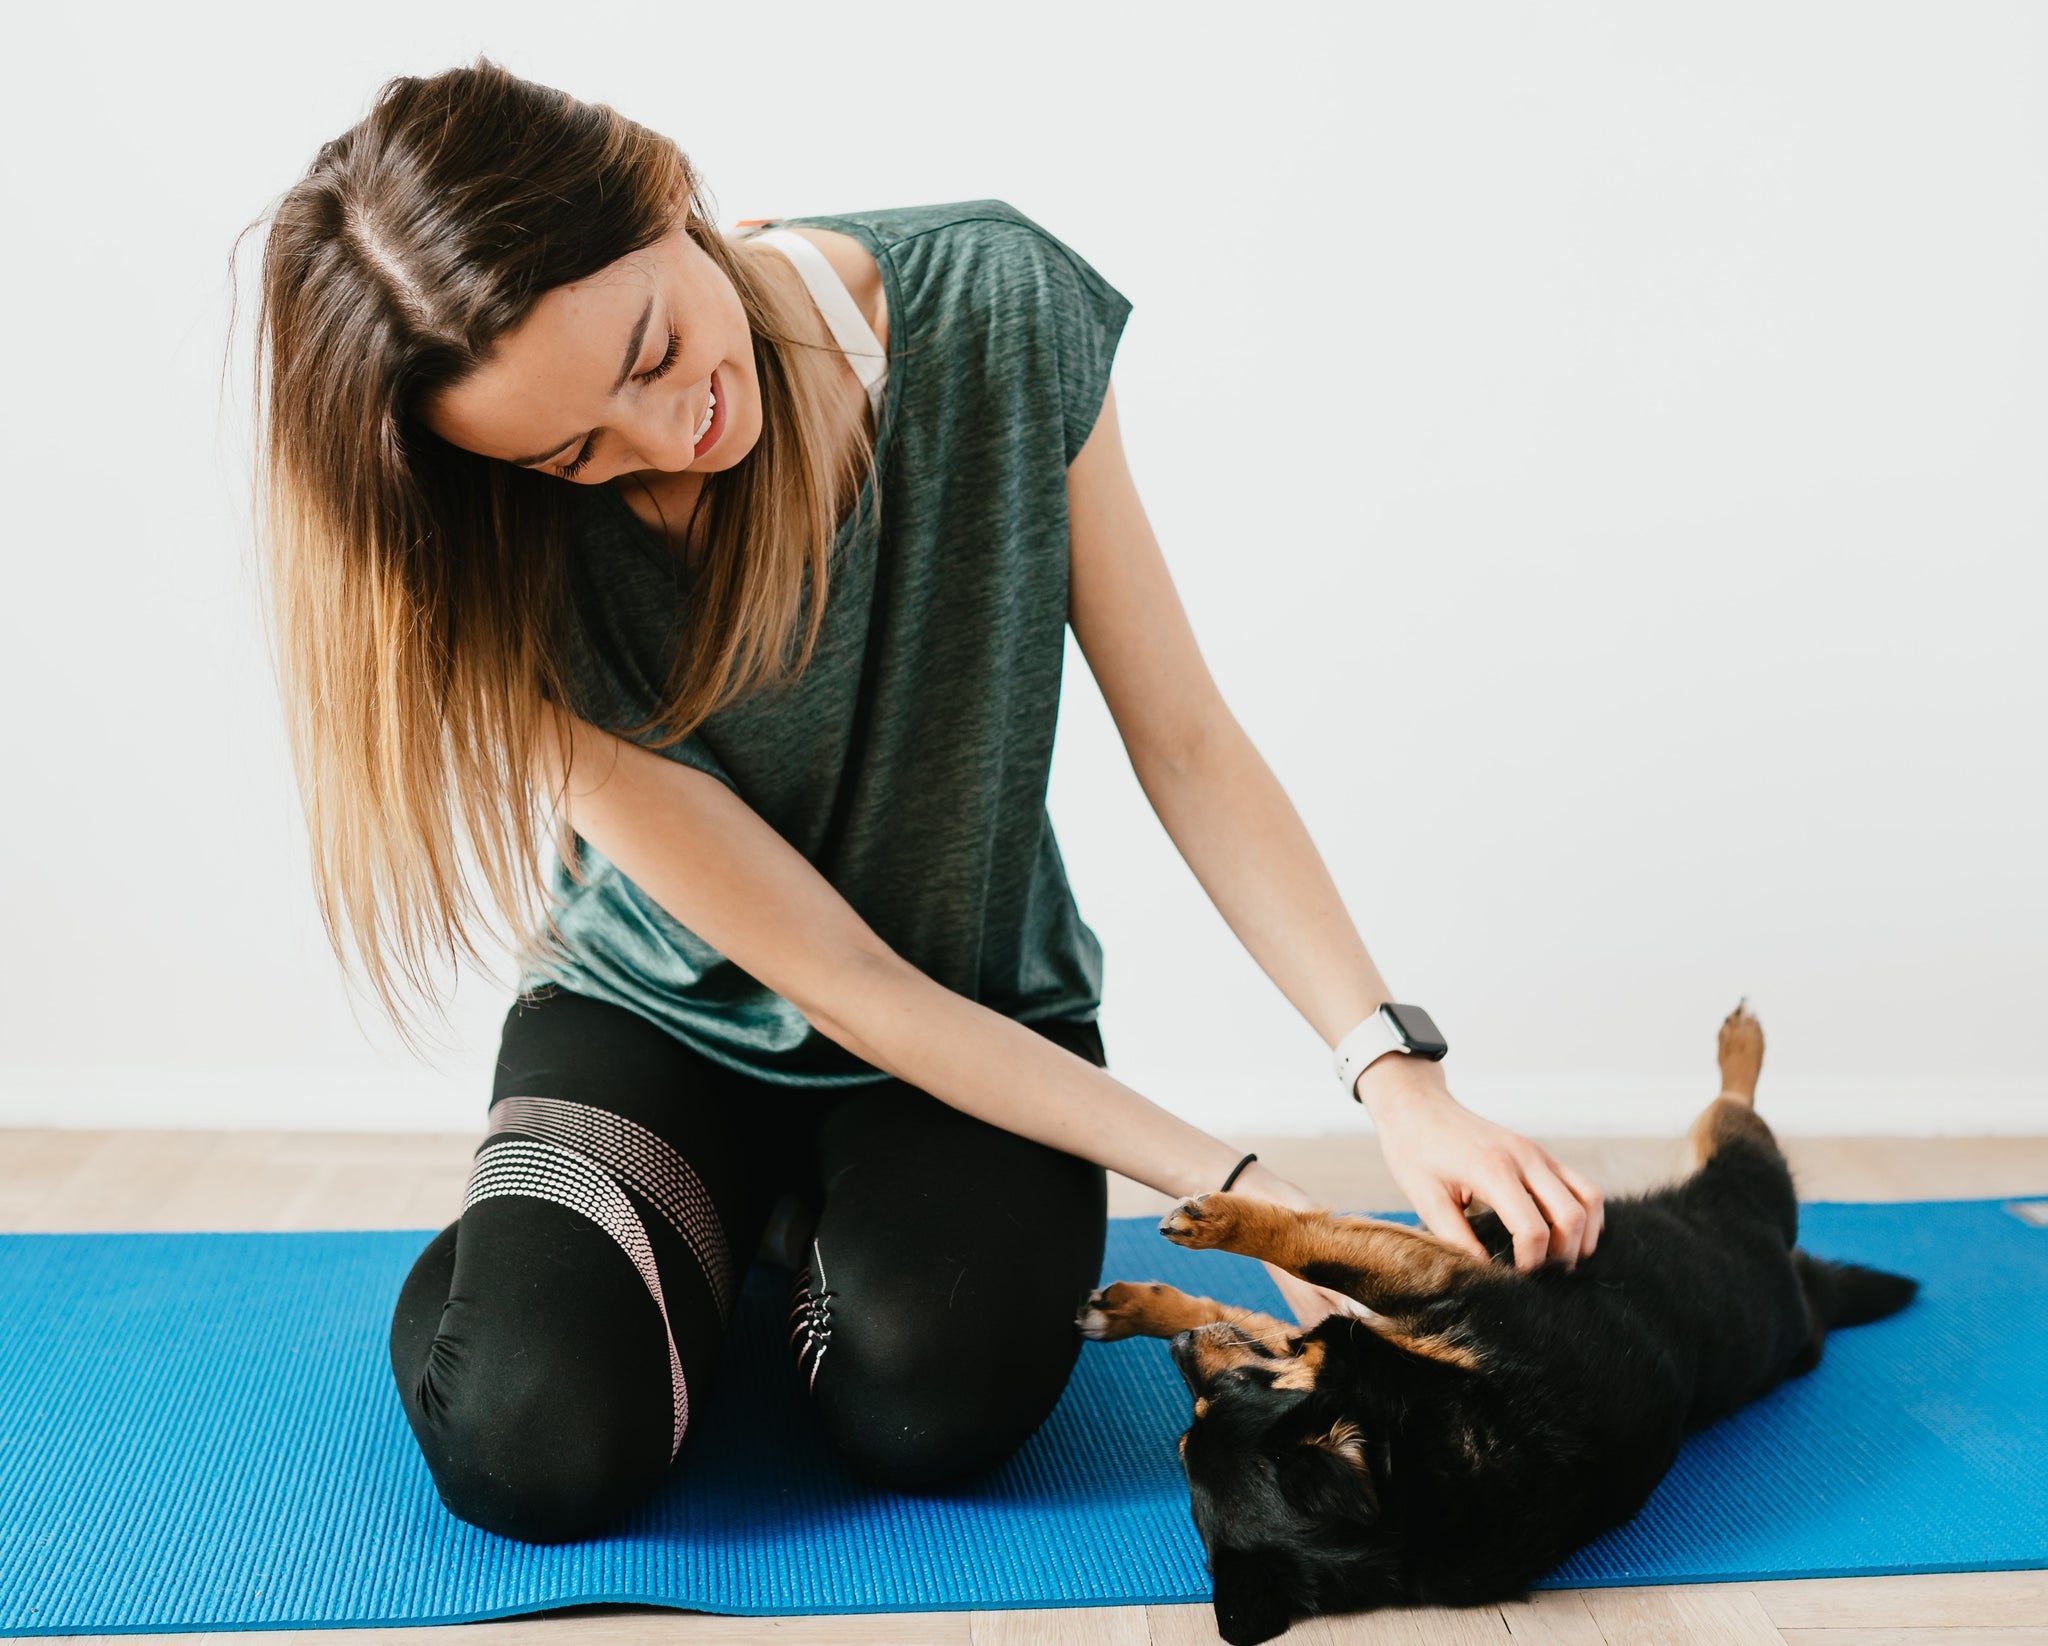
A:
1076;1279;1294;1344
1157;1193;1492;1313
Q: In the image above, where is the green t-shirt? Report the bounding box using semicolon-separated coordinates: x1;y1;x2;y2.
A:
515;199;1135;1086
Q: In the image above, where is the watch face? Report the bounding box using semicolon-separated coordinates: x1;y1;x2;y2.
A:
1385;1003;1449;1060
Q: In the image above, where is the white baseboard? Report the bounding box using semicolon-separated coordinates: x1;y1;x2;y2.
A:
1;1065;2042;1138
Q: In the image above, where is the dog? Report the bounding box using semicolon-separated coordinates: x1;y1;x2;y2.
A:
1075;1004;1919;1644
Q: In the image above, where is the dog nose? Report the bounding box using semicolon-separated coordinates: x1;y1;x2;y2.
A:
1169;1329;1203;1391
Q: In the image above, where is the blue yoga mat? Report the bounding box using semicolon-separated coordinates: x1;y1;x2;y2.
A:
1;1199;2042;1635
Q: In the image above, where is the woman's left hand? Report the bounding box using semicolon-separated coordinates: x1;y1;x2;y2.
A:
1358;1054;1605;1272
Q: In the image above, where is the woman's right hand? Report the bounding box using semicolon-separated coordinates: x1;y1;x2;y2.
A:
1357;1055;1604;1272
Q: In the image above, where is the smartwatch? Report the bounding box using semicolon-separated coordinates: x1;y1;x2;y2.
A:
1333;1004;1449;1101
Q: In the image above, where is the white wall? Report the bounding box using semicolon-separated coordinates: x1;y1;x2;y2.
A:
2;3;2042;1143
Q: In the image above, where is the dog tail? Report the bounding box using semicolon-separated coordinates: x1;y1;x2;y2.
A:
1794;1249;1920;1329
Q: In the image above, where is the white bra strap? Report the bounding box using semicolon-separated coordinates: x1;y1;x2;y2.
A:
748;228;887;424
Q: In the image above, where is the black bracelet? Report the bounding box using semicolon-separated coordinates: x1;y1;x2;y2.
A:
1220;1151;1259;1192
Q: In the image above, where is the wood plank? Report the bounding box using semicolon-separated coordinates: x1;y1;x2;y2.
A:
1408;1602;1517;1642
398;1164;473;1231
972;1603;1148;1644
1496;1590;1607;1643
0;1188;53;1232
1151;1597;1537;1644
154;1131;306;1230
26;1131;218;1231
1758;1570;2048;1629
267;1131;482;1169
1290;1604;1425;1642
0;1127;100;1197
1148;1597;1443;1644
1781;1631;2048;1646
1143;1605;1223;1646
1579;1585;1782;1645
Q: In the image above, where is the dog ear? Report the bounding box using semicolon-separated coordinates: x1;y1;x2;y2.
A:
1210;1541;1294;1645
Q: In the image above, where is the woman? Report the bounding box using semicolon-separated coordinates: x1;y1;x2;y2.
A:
251;59;1603;1543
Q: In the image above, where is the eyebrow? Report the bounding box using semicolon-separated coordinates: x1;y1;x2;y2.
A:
505;294;655;468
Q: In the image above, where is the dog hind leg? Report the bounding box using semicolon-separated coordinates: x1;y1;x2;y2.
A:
1687;1000;1781;1171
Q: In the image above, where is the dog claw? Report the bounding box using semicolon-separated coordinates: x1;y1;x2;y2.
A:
1159;1192;1238;1249
1077;1280;1164;1340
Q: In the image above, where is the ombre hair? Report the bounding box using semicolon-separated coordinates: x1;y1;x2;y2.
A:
245;58;879;1049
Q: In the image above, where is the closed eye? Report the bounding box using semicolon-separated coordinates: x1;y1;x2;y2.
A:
555;329;684;479
637;328;682;384
557;435;599;481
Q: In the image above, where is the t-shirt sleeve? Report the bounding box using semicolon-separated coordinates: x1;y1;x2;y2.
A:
1048;243;1132;466
995;211;1135;466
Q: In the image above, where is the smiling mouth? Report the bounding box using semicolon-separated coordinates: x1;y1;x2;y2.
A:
693;370;724;456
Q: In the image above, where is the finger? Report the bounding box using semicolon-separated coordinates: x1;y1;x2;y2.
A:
1546;1155;1606;1256
1514;1151;1589;1267
1477;1162;1552;1272
1411;1182;1491;1262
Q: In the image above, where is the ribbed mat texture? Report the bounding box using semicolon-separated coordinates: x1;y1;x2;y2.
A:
1;1200;2040;1635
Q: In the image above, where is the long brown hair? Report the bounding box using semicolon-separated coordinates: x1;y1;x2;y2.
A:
246;58;878;1051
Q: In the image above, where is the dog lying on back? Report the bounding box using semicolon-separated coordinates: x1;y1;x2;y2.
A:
1076;1005;1918;1644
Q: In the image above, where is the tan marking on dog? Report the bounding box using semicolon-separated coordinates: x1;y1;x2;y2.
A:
1304;1416;1372;1478
1366;1319;1485;1371
1270;1335;1328;1390
1184;1325;1297;1384
1686;1094;1780;1171
1193;1396;1210;1419
1177;1431;1188;1457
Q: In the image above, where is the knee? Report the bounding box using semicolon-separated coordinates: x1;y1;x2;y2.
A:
389;1227;675;1543
405;1350;670;1542
813;1300;1082;1491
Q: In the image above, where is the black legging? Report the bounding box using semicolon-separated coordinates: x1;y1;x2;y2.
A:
389;983;1110;1542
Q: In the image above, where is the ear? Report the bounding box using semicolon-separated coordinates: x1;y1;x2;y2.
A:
1210;1541;1294;1645
1305;1416;1370;1474
1287;1418;1379;1521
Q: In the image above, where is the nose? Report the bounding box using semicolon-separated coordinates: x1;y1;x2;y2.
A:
619;378;712;474
1171;1322;1242;1393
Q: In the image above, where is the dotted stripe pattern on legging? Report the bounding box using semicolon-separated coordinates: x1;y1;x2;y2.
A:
484;1093;737;1324
462;1137;690;1462
787;1237;836;1392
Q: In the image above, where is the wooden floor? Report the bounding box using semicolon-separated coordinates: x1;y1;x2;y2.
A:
4;1126;2045;1646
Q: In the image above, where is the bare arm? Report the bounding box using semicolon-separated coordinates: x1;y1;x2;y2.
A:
1064;382;1604;1272
533;710;1254;1202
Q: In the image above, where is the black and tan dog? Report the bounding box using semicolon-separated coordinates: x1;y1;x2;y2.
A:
1076;1005;1918;1644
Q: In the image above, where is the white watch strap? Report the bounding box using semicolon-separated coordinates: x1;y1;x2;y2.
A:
1333;1008;1406;1101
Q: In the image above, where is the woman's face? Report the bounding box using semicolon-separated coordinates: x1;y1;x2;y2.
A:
422;223;757;486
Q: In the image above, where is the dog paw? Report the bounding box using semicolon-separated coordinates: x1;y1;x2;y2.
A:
1159;1192;1243;1250
1717;998;1765;1101
1077;1280;1171;1340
